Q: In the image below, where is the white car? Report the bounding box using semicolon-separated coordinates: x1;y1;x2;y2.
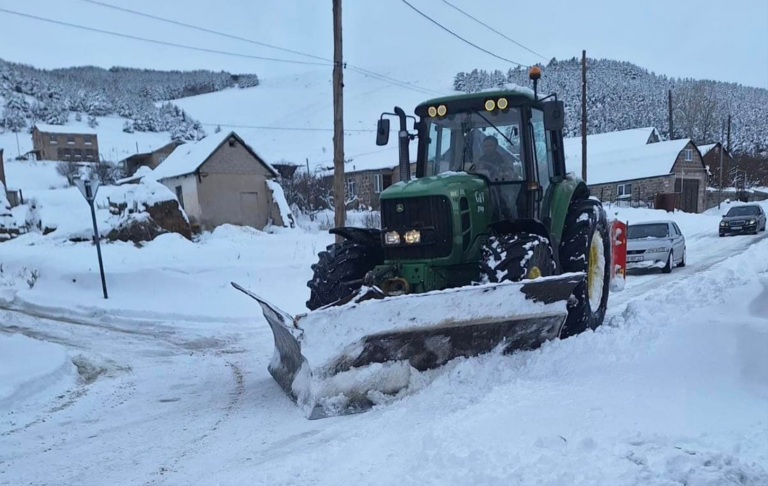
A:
626;220;686;274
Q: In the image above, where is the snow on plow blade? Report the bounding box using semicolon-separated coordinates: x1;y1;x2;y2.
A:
233;274;582;419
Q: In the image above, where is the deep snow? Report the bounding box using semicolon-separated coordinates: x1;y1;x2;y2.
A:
1;160;767;484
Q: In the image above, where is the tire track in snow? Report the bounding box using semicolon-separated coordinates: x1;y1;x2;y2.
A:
144;358;245;485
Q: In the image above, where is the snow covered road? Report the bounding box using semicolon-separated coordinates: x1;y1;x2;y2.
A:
2;227;767;485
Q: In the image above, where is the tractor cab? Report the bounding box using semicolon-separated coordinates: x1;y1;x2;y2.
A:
377;79;567;228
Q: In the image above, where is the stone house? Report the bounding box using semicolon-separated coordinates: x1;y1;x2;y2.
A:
31;124;99;162
576;139;707;213
121;140;184;176
145;131;293;231
565;127;708;213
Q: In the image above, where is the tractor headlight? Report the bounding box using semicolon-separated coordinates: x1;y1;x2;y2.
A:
484;99;496;111
404;230;421;244
385;231;401;245
749;219;756;225
646;247;669;253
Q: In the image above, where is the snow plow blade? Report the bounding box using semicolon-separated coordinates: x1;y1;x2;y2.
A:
233;274;582;419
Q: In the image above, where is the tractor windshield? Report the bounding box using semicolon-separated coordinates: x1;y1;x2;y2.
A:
424;108;524;182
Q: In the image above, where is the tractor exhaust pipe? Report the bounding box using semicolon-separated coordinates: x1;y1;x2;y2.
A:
394;106;410;182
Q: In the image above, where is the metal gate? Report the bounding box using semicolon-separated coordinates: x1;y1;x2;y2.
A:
675;179;699;213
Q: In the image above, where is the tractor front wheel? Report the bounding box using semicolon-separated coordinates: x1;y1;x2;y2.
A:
306;239;383;310
559;198;611;338
480;232;555;283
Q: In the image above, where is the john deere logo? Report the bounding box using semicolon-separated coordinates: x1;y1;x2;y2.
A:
396;204;405;212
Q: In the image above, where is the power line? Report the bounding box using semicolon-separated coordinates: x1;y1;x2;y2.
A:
197;122;377;133
70;0;444;97
438;0;548;61
0;7;332;66
100;114;378;133
399;0;527;67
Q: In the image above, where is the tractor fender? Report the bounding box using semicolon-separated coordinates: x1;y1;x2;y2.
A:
488;219;561;273
329;227;382;248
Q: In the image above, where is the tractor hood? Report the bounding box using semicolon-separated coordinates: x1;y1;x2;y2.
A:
381;172;485;200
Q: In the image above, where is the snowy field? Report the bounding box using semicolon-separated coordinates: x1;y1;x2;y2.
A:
1;160;767;485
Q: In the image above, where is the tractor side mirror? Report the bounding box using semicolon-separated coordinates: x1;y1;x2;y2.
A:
376;118;390;146
543;100;565;131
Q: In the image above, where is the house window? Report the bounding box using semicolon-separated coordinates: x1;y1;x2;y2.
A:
67;135;75;145
373;173;382;193
85;149;94;161
84;135;93;145
617;183;632;199
347;178;356;197
73;149;83;160
49;134;58;144
175;186;185;209
60;148;71;160
684;149;693;162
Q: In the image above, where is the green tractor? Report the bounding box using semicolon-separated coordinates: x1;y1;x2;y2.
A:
235;71;611;418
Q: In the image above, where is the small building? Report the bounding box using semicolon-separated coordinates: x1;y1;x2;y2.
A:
121;140;184;176
272;162;300;180
31;124;99;162
698;142;733;181
321;157;398;210
146;131;292;231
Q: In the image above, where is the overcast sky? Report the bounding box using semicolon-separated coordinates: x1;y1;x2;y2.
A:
1;0;766;88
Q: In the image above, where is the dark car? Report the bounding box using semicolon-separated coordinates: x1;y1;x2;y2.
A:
719;205;767;236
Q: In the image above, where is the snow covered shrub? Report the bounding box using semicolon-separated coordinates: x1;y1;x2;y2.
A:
107;180;191;242
24;198;41;233
55;160;80;186
87;115;99;128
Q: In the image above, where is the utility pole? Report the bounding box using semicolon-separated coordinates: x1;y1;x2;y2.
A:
667;90;674;140
305;157;313;217
332;0;345;242
581;50;587;182
15;131;21;159
726;114;731;152
718;141;724;209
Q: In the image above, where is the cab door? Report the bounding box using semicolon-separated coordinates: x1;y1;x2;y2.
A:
529;108;554;219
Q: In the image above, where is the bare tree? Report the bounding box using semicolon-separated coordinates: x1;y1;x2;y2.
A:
87;161;119;185
56;161;80;186
674;81;721;143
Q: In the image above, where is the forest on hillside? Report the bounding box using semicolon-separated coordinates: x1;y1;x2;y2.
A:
454;58;768;157
0;59;259;141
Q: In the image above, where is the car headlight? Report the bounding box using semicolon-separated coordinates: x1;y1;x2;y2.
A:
749;219;756;225
720;221;727;227
404;230;421;244
384;231;400;245
646;247;669;253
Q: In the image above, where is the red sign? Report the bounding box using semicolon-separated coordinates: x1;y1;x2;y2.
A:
610;220;627;292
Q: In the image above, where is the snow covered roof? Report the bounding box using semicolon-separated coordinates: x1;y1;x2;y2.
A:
563;127;660;158
33;123;98;135
566;138;693;185
147;131;279;182
698;143;716;156
318;148;401;177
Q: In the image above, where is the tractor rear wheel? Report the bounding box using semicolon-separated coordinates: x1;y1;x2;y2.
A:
306;240;383;310
559;197;611;338
480;232;555;283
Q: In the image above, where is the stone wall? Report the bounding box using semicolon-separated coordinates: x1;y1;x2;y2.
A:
589;175;675;207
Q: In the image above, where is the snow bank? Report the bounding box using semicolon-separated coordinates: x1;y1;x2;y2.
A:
0;333;72;409
107;179;179;208
266;179;295;228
